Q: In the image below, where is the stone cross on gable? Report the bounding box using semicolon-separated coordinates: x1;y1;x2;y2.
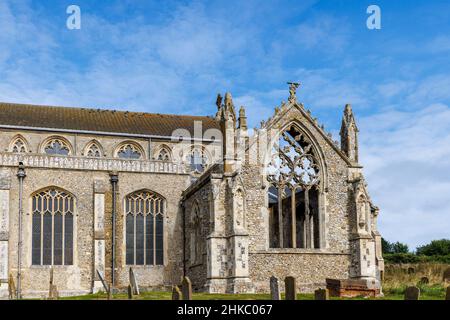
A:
287;82;300;103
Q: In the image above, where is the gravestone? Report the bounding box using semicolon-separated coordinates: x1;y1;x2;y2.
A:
419;277;429;285
270;276;280;300
407;267;415;274
8;274;16;299
443;267;450;282
50;285;59;300
404;286;420;300
284;276;297;300
315;288;329;300
96;269;111;298
127;284;133;300
172;286;182;300
182;277;192;300
48;268;56;300
446;286;450;300
129;267;140;295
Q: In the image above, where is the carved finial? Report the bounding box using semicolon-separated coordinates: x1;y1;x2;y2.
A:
275;106;280;114
224;92;233;108
239;106;246;118
238;106;247;130
344;103;352;115
216;94;223;110
287;82;300;103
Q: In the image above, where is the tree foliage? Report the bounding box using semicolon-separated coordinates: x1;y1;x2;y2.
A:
381;238;409;254
416;239;450;256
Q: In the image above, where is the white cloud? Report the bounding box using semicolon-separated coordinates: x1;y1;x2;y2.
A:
359;104;450;249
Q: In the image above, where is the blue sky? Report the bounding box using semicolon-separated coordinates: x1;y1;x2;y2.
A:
1;0;450;249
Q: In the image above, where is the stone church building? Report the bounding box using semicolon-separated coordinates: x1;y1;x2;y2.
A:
0;85;384;298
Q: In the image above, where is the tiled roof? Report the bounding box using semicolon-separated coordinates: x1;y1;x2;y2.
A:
0;102;220;137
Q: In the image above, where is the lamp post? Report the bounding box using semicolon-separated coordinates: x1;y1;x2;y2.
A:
16;162;26;299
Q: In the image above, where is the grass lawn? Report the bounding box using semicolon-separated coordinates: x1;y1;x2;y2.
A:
60;287;446;300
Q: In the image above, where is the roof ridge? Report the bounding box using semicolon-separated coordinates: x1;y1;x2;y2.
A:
0;101;215;120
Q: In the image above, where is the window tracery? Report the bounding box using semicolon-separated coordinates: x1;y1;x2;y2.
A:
266;125;321;249
10;136;28;153
85;141;103;157
116;143;143;159
187;147;209;173
32;188;74;265
44;138;71;156
125;190;164;265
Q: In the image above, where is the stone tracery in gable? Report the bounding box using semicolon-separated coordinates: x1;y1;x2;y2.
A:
266;123;323;249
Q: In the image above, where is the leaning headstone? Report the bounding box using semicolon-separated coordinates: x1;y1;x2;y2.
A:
284;276;297;300
315;288;329;300
8;274;16;299
443;267;450;282
96;269;111;299
446;286;450;300
419;277;429;285
172;286;182;300
129;267;140;295
181;277;193;300
404;286;420;300
270;276;280;300
127;284;133;300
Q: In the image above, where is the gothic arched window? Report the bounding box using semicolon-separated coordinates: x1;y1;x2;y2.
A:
10;136;29;153
116;142;143;160
187;147;209;173
84;141;103;157
125;191;164;265
32;188;74;265
266;125;321;249
157;148;171;161
43;137;71;156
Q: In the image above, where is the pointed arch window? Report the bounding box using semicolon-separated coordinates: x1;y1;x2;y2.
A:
266;125;321;249
10;136;28;153
44;138;71;156
125;191;164;265
32;188;74;265
85;141;103;157
187;147;209;173
116;143;143;160
157;148;171;161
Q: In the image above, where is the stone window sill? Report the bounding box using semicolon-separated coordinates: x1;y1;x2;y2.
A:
251;248;350;255
29;265;73;269
125;265;165;268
